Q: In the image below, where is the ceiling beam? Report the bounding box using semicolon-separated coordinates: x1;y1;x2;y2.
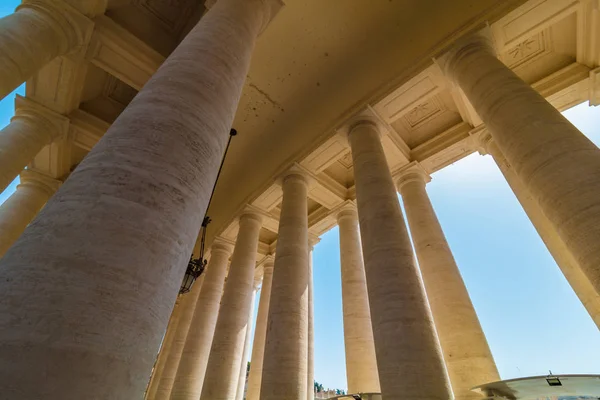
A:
87;15;165;91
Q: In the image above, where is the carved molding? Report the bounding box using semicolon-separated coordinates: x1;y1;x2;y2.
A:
373;65;445;124
69;109;110;151
88;15;165;91
502;31;552;69
400;96;447;131
491;0;580;51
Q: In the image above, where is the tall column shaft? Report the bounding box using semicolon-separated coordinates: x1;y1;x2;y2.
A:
260;171;309;400
0;0;282;397
170;242;233;400
397;165;498;400
348;120;451;400
155;276;205;400
336;205;380;394
0;96;68;194
0;0;92;100
235;288;258;400
0;170;60;257
147;303;182;400
307;244;315;400
200;212;263;400
481;136;600;328
146;300;183;400
246;259;275;400
444;33;600;297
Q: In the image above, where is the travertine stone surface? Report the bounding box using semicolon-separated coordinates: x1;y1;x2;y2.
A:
235;282;259;400
480;135;600;329
348;120;451;400
170;241;233;400
307;241;316;400
0;170;60;257
260;171;309;400
146;300;183;400
0;96;68;194
336;204;380;394
443;32;600;298
0;0;279;396
246;258;275;400
397;163;498;400
155;277;205;400
0;0;92;100
200;212;262;400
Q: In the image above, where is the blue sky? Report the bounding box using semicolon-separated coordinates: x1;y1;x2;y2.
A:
1;1;599;393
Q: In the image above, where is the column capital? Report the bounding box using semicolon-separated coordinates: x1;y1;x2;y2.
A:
258;255;275;273
253;268;264;290
240;207;264;227
470;126;506;163
18;0;94;53
19;169;62;196
334;201;358;223
308;233;320;250
337;110;387;143
436;27;496;84
277;163;312;187
14;95;70;143
470;126;493;156
395;162;431;190
211;237;234;256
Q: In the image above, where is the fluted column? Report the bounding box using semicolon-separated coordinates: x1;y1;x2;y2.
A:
0;0;283;397
200;212;262;400
0;169;60;257
235;275;260;400
0;0;92;100
146;300;184;400
307;237;318;400
170;240;233;400
442;32;600;298
336;203;380;394
396;162;498;400
246;257;275;400
0;96;69;194
347;119;451;399
260;168;309;400
479;132;600;329
155;274;206;400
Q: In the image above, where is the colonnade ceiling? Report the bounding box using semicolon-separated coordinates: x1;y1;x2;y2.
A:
19;0;600;264
214;0;600;262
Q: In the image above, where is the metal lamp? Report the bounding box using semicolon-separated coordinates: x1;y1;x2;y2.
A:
178;129;237;294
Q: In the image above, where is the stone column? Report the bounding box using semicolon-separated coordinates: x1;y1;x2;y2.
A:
170;240;233;400
0;0;92;100
235;278;260;400
307;238;318;400
245;257;275;400
146;300;183;400
347;119;451;400
0;95;69;194
0;0;282;397
260;168;309;400
479;132;600;329
396;162;499;400
336;203;380;394
200;212;262;400
0;169;60;257
442;32;600;297
155;274;206;400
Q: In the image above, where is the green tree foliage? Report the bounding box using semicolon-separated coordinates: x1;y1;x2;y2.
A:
314;381;324;393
